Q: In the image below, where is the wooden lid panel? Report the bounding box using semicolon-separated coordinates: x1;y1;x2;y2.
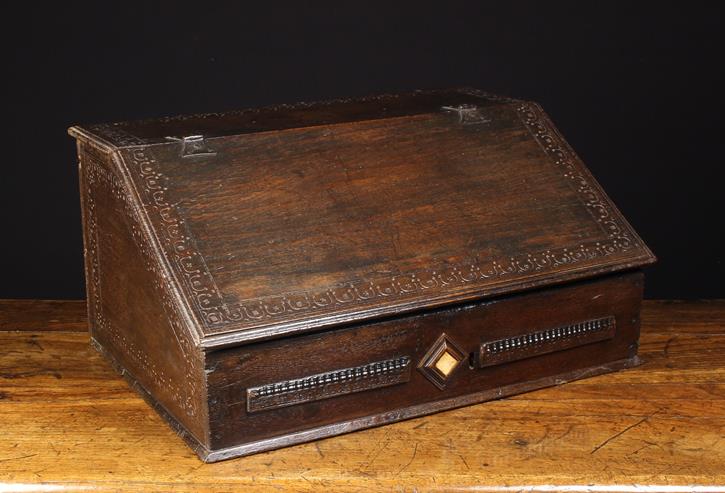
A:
111;98;654;343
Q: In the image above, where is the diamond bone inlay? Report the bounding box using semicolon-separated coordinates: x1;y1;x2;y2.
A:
418;333;467;390
434;351;459;376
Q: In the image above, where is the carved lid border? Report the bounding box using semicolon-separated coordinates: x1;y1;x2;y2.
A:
126;102;649;335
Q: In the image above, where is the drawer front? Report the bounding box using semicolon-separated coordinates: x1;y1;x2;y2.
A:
205;272;643;451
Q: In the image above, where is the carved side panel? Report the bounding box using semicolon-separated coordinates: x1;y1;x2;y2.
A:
78;144;207;443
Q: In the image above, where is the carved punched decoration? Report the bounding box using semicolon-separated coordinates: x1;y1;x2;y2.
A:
477;316;617;368
246;356;411;413
82;148;201;418
90;123;146;147
123;102;645;334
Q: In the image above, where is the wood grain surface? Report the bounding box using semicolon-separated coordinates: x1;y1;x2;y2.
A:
71;90;655;346
70;90;655;461
0;300;87;332
1;299;723;492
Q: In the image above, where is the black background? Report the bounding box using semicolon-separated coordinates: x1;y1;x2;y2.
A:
4;1;724;299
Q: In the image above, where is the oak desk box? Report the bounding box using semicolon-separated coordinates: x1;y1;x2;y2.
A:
69;89;655;462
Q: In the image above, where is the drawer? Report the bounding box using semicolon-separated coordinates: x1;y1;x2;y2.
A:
204;271;643;455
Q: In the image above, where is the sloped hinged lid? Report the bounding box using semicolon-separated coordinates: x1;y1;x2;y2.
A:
70;89;655;347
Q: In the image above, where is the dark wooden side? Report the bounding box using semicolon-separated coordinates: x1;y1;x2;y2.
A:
77;142;209;445
203;271;643;460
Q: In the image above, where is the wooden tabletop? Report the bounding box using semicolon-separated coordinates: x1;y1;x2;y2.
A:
0;300;723;492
